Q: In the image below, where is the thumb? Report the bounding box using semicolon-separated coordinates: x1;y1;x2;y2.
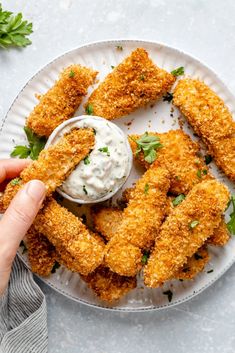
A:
0;180;46;271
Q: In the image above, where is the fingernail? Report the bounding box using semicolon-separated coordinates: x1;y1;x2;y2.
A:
24;180;46;203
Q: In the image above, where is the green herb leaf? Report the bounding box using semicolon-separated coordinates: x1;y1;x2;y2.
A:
141;250;150;265
51;261;61;274
116;45;123;51
172;194;185;207
133;132;163;164
111;65;115;69
86;103;93;115
163;289;173;302
171;66;184;77
69;70;75;78
83;185;88;195
163;92;173;102
98;146;110;156
197;169;202;178
189;220;199;229
139;74;145;81
11;178;21;186
205;155;212;165
226;195;235;235
207;269;213;274
202;169;207;175
10;145;31;159
0;4;33;49
84;155;90;165
144;183;149;195
11;126;47;161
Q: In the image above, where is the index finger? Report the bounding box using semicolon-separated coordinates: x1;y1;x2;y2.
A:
0;159;31;183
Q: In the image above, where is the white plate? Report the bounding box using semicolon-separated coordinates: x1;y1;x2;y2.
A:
1;39;235;312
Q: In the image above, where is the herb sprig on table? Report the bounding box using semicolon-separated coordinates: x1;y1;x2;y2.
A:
11;126;46;160
0;3;33;49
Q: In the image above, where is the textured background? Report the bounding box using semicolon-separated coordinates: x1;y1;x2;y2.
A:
1;1;235;352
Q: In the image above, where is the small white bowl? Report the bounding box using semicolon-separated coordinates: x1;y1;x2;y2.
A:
45;115;133;204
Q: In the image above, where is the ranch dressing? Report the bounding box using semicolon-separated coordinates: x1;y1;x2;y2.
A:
58;117;131;202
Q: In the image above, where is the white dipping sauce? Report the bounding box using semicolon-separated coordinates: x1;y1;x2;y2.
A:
57;117;131;201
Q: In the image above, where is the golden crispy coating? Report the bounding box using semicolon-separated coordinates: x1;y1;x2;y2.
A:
3;128;94;208
0;192;5;213
92;207;123;241
129;129;210;195
26;225;57;277
81;266;137;302
26;65;97;137
174;246;210;280
173;78;235;181
144;180;230;287
105;167;170;276
86;48;175;120
21;128;95;195
207;219;230;246
34;198;105;275
121;187;135;205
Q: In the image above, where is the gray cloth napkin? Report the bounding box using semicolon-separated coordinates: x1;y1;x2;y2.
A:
0;255;48;353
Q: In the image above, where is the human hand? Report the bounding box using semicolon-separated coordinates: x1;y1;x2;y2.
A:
0;159;46;295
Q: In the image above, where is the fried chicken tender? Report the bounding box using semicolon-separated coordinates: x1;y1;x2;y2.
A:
129;129;210;195
81;266;137;302
174;246;210;280
34;198;105;275
173;78;235;181
105;167;170;277
129;130;231;246
144;180;230;287
92;207;123;241
26;65;98;137
21;128;94;194
86;48;175;120
207;219;230;246
26;225;57;277
93;204;209;281
3;128;94;208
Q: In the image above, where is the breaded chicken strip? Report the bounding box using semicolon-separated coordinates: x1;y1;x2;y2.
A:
26;65;98;137
207;219;230;246
26;225;57;277
34;199;105;275
105;167;170;277
93;205;209;281
129;129;210;195
174;246;210;280
3;128;95;208
173;78;235;181
81;266;137;302
92;207;123;241
144;180;230;287
86;48;175;120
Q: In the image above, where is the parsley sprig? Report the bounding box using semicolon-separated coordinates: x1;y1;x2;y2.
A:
0;3;33;49
226;196;235;235
133;132;162;164
171;66;184;77
11;126;46;160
